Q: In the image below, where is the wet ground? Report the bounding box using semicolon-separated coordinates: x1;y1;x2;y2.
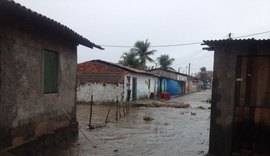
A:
44;90;211;156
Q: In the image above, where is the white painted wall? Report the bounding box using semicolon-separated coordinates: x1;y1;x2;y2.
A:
177;75;187;81
124;73;157;101
77;82;124;103
78;73;158;103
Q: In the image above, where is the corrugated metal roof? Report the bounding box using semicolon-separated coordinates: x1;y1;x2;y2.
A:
202;39;270;50
0;0;103;50
148;68;188;77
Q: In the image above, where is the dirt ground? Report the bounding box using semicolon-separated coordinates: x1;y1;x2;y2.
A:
43;90;211;156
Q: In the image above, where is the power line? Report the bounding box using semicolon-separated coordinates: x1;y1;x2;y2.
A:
233;30;270;39
150;42;202;47
100;30;270;48
100;42;202;48
99;45;133;48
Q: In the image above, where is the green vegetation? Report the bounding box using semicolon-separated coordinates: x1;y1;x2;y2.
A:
119;39;156;70
118;51;140;68
156;54;175;69
131;39;156;70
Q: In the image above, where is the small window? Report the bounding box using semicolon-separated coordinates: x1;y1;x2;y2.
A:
43;50;59;94
148;79;151;89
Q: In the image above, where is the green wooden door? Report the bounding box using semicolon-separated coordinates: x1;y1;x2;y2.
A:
44;50;58;94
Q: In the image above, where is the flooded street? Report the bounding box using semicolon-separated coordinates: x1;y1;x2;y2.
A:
45;90;211;156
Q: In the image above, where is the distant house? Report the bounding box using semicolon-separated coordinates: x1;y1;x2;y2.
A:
77;60;158;103
196;70;213;89
186;76;202;93
148;68;188;95
203;39;270;156
0;0;102;153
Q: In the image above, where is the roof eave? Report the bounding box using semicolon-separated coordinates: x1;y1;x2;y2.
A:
1;0;104;50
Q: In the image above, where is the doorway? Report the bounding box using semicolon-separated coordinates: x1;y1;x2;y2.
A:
132;77;137;101
232;56;270;155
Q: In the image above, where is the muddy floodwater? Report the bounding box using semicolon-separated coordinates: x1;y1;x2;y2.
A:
44;90;211;156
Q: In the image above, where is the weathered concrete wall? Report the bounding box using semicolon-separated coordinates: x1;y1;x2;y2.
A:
209;44;270;156
0;19;77;149
186;80;200;93
77;83;124;103
209;47;236;156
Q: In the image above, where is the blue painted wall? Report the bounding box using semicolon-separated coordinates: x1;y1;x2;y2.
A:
167;79;179;95
158;78;185;95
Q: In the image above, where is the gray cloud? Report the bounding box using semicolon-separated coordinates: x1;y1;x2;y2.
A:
14;0;270;73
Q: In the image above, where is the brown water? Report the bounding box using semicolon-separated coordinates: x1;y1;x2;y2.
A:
44;90;211;156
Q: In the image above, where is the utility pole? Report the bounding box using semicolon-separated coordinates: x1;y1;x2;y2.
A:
178;67;182;73
188;63;191;76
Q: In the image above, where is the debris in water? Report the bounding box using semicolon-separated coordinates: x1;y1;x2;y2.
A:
164;122;169;126
197;106;206;110
132;100;190;108
190;112;196;115
87;123;106;130
113;149;118;152
143;113;154;121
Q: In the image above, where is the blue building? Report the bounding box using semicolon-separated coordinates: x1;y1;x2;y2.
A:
158;77;186;96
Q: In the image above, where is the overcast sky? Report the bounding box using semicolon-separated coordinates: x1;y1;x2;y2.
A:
14;0;270;74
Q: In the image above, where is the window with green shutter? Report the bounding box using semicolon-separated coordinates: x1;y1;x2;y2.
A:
43;50;59;94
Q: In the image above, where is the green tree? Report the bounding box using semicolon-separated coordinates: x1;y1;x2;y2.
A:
200;67;206;72
118;51;140;68
197;66;212;89
131;39;156;70
156;54;175;69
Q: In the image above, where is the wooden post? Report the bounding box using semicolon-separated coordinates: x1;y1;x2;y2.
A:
88;95;93;129
127;100;130;114
116;96;119;121
105;102;113;123
118;96;122;118
122;95;126;116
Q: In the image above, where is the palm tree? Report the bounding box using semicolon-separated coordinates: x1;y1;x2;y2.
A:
118;51;140;68
131;39;156;70
156;54;175;69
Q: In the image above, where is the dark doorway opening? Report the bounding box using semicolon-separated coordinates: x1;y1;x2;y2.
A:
132;77;137;101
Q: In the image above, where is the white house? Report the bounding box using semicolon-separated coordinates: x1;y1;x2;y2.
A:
77;60;158;103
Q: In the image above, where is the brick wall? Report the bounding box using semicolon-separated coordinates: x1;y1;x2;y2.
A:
77;61;128;84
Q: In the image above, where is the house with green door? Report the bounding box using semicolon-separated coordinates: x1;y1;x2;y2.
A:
0;1;102;154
